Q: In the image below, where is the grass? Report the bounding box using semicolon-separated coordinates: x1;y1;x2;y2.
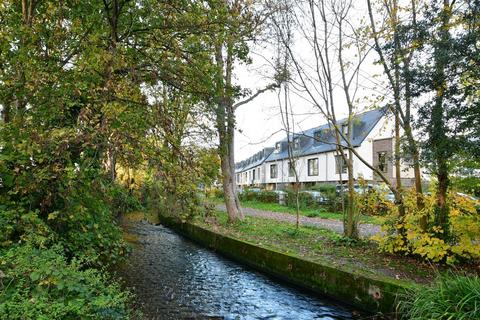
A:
398;273;480;319
212;198;383;225
195;211;434;284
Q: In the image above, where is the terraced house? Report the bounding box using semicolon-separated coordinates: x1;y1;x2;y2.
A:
235;108;415;190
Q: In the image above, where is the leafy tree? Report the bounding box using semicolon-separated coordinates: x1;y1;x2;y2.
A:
366;0;427;231
0;0;236;316
413;0;480;240
203;0;279;223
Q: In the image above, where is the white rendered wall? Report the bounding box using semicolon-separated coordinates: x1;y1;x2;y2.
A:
236;113;418;186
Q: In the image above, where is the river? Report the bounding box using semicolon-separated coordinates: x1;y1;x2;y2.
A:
116;218;358;319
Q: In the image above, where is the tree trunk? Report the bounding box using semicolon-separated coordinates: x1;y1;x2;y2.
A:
220;151;243;222
407;129;426;229
393;108;407;226
213;34;244;223
431;0;452;240
345;148;357;238
295;182;300;229
227;102;243;218
403;30;426;228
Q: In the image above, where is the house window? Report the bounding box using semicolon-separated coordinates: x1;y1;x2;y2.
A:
288;161;296;177
308;158;319;176
252;169;256;181
275;142;282;153
270;164;278;178
378;151;388;173
314;131;322;143
335;154;348;174
293;137;300;150
342;123;348;135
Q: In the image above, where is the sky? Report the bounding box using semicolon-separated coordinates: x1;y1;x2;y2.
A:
232;1;392;163
234;62;330;161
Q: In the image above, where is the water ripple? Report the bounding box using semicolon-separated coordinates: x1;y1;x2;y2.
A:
117;221;355;320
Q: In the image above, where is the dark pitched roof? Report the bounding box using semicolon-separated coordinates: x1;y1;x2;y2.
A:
235;147;274;173
265;108;387;162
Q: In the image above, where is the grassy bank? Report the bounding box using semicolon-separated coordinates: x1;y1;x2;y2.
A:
236;200;383;225
195;211;444;285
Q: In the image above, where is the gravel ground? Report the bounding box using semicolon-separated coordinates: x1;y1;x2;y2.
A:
215;204;381;238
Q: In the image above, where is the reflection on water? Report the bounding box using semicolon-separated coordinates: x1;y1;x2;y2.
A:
116;219;356;320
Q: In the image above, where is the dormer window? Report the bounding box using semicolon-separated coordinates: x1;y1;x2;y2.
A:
342;123;348;136
293;137;300;149
275;142;282;153
314;131;322;142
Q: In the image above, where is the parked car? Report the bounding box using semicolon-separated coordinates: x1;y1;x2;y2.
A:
456;192;479;202
238;187;262;194
335;183;373;196
382;191;480;206
455;192;480;213
301;190;328;204
385;192;395;202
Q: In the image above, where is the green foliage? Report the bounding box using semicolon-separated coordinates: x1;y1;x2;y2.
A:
105;183;143;217
0;245;133;320
374;189;480;264
233;189;278;204
0;0;258;317
398;273;480;320
238;189;260;202
142;148;219;221
211;188;225;199
309;183;335;195
306;207;328;218
355;189;393;216
308;184;340;211
256;191;278;203
452;176;480;198
285;190;318;209
0;163;128;266
0;206;53;249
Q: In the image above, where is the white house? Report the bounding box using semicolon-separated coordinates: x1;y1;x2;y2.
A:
235;108;416;190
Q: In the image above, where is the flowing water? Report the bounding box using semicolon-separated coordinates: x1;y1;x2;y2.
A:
116;218;358;320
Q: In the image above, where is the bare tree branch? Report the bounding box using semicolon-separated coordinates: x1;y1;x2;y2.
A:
233;83;279;110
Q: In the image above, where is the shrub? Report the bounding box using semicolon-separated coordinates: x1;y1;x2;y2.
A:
306;207;328;217
398;273;480;320
0;205;53;250
452;175;480;197
0;245;133;320
355;189;393;216
105;183;143;217
238;189;259;202
257;190;278;203
212;188;224;199
285;190;317;209
373;189;480;264
310;183;336;194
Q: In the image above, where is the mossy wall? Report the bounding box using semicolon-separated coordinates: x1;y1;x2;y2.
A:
160;217;408;316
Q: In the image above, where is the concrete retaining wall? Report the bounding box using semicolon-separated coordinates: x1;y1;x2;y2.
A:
160;217;409;316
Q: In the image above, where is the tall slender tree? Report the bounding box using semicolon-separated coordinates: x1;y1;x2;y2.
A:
206;0;279;222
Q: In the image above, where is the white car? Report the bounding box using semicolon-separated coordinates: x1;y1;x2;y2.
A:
301;190;328;204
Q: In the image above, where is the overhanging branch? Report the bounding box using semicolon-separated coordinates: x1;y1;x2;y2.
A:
233;83;279;110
